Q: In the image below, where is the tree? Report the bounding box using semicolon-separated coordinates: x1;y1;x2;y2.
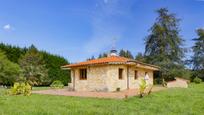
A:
19;45;49;86
119;49;126;57
102;53;108;58
144;8;185;81
0;43;27;63
192;29;204;80
42;51;70;85
98;54;103;58
87;56;95;61
135;52;146;62
0;50;21;85
126;50;134;59
119;49;134;59
0;43;71;86
98;53;108;58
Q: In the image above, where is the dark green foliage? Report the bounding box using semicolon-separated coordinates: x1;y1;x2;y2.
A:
0;50;22;85
192;29;204;80
0;43;70;86
98;53;108;58
0;43;27;63
10;82;31;96
98;49;134;59
50;80;64;89
144;8;185;81
193;77;202;84
87;55;95;61
135;52;146;62
119;49;134;59
42;52;70;85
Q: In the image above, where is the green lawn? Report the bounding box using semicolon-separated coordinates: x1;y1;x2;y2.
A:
0;83;204;115
32;86;51;91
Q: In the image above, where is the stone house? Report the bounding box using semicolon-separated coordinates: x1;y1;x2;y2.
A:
62;50;159;92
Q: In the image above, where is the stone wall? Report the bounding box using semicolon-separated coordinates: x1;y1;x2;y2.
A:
107;65;128;91
69;65;154;92
128;67;153;89
72;66;109;91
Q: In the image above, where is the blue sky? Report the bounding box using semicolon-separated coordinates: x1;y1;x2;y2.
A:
0;0;203;62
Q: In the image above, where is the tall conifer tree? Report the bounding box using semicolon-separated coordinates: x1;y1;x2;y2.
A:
192;29;204;80
145;8;185;80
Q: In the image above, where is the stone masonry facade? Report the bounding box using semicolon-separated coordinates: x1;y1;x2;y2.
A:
69;64;153;92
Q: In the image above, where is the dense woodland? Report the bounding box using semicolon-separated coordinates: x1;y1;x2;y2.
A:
0;43;70;86
0;8;203;86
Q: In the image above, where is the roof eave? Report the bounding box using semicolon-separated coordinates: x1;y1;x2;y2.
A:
127;60;160;70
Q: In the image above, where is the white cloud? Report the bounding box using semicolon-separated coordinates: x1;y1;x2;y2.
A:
3;24;12;31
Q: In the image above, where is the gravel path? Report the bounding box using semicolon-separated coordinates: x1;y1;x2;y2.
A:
32;86;166;99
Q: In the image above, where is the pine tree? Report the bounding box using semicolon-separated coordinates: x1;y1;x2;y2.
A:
192;29;204;80
119;49;133;59
135;52;146;62
126;50;134;59
87;56;95;61
144;8;185;80
98;53;108;58
98;54;103;58
0;43;27;63
42;51;70;85
119;49;126;57
102;53;108;58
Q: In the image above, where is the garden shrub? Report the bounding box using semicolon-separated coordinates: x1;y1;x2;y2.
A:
193;77;202;84
50;80;64;89
10;82;31;96
139;78;147;98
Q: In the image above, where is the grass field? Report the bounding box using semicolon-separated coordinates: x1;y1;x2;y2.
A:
32;86;51;91
0;83;204;115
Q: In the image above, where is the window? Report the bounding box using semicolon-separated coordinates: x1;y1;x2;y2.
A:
118;68;123;79
144;72;149;80
134;70;138;80
79;69;87;80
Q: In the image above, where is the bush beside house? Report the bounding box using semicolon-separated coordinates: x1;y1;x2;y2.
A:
50;80;64;89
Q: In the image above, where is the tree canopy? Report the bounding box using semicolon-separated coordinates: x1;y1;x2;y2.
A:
0;50;21;85
97;49;134;59
192;29;204;80
119;49;134;59
19;46;49;86
144;8;186;81
0;43;70;86
135;52;146;63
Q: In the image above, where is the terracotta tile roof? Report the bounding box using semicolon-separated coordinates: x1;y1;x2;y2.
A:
62;56;160;70
63;56;130;67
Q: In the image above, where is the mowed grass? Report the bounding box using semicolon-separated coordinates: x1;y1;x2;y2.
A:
0;83;204;115
32;86;51;91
